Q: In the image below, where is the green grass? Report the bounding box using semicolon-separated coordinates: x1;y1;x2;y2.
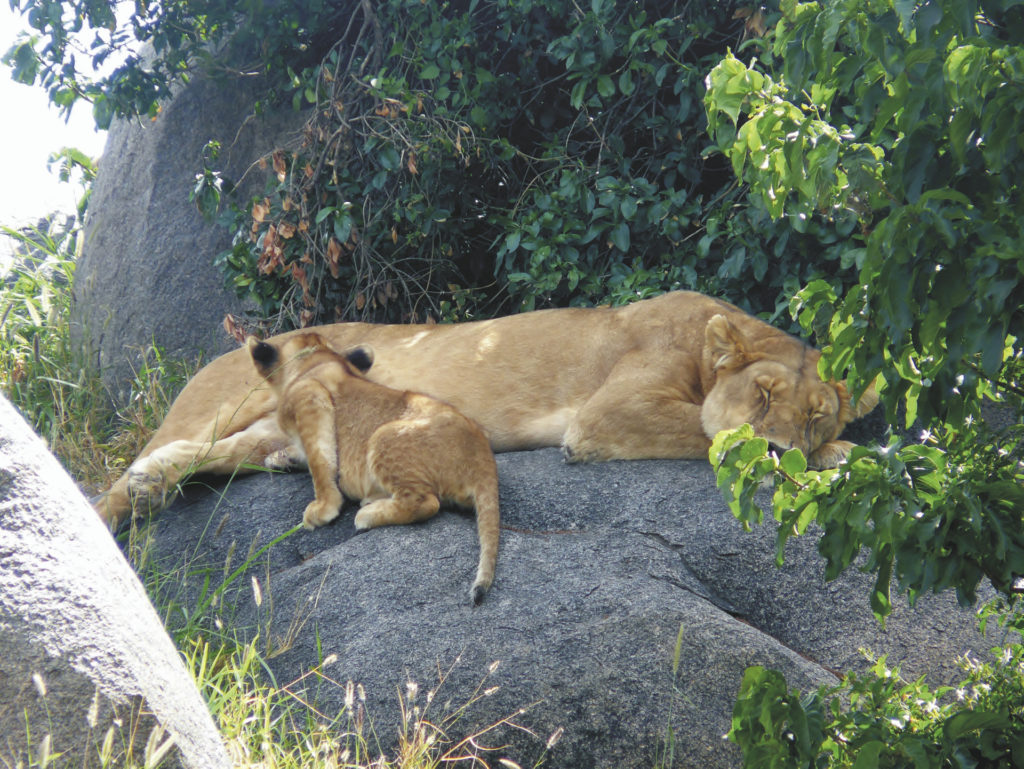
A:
0;220;194;498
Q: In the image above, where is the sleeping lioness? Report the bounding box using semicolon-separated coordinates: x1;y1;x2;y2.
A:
248;332;500;604
96;290;877;525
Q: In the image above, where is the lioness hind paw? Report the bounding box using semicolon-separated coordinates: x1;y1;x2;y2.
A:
264;447;306;471
561;441;605;463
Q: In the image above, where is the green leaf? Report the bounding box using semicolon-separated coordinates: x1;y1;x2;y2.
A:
779;448;807;476
852;741;886;769
609;222;630;252
618;69;634;96
944;709;1012;740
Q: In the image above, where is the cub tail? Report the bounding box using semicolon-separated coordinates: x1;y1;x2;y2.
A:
469;471;500;605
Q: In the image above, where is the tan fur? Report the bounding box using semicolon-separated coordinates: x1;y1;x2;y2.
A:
249;332;500;604
97;291;877;526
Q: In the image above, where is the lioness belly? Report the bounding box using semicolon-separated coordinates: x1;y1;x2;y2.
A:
485;407;577;451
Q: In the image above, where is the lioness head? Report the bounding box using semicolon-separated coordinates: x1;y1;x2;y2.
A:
248;333;374;390
700;314;877;465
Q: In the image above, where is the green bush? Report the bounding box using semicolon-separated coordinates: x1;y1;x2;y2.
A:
704;1;1024;765
195;0;781;325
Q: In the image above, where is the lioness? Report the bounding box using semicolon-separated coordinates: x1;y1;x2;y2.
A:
248;332;499;604
97;291;876;525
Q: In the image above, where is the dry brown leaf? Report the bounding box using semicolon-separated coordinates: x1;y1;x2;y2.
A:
251;199;270;224
327;237;342;265
222;314;246;344
272;151;287;183
733;6;768;37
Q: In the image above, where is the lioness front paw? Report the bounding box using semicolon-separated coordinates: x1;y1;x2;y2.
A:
302;499;340;529
808;440;855;469
126;459;172;511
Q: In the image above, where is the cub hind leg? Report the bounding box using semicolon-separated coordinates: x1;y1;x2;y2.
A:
353;485;441;530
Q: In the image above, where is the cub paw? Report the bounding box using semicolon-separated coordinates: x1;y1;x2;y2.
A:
302;499;340;529
353;499;393;530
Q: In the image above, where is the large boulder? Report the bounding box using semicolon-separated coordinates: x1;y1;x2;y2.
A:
0;395;230;769
71;68;307;403
145;448;990;768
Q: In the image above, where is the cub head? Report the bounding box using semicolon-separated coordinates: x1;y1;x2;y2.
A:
700;314;877;466
247;333;374;391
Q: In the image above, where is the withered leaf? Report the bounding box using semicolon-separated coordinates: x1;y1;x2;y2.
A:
327;237;342;264
222;313;246;343
272;151;287;183
252;199;270;223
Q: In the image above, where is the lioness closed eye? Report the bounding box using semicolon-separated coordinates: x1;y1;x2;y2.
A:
248;332;500;605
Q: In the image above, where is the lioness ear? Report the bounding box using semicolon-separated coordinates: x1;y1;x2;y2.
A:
851;379;879;419
706;314;749;371
247;336;278;371
833;378;880;422
344;345;374;373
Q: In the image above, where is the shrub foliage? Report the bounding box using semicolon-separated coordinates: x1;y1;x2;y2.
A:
196;0;848;325
7;0;869;327
704;1;1024;765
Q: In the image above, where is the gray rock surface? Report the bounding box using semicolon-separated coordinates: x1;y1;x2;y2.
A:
71;68;308;403
147;448;991;768
0;395;230;769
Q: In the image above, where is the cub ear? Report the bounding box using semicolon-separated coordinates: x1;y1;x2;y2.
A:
247;336;278;371
344;345;374;374
705;314;749;371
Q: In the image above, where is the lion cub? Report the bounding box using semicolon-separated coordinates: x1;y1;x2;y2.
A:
248;332;499;604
